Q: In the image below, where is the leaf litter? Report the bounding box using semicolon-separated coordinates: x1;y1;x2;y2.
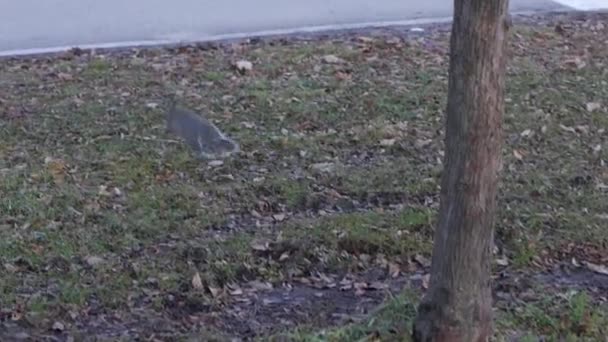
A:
0;11;608;341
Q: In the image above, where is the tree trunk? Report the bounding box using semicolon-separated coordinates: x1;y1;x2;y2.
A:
412;1;510;341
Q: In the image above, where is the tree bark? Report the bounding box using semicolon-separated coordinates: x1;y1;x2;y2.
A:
412;1;510;341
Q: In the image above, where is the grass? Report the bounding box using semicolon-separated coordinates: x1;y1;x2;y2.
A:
1;12;608;340
270;289;608;341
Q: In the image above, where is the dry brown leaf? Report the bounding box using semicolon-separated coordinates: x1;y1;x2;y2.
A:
575;125;589;134
250;239;270;252
541;125;548;134
248;280;273;291
98;185;111;196
229;287;243;296
563;57;586;69
57;72;73;81
585;262;608;275
335;70;352;81
495;256;509;266
421;273;431;289
380;138;396;147
559;124;575;133
369;281;389;290
322;54;343;64
520;129;533;137
235;60;253;72
310;162;335;173
414;254;431;268
513;149;524;160
192;272;204;290
273;213;286;222
45;157;67;184
52;321;65;332
356;36;374;43
208;160;224;167
208;286;222;297
596;182;608;191
415;139;433;148
585;102;601;112
388;262;400;278
85;256;104;267
279;252;290;261
4;263;18;273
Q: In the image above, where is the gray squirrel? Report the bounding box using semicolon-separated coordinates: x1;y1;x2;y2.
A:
165;101;240;159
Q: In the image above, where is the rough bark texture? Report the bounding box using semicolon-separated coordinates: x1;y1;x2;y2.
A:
412;0;510;341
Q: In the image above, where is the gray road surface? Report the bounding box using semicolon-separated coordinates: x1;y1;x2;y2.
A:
0;0;570;56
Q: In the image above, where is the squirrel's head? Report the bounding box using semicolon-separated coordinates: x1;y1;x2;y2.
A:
217;138;239;153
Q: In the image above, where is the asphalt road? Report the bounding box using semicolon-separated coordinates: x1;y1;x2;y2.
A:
0;0;582;56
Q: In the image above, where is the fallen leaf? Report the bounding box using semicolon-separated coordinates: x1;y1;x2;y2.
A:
386;37;402;45
221;95;235;103
563;57;586;69
52;321;65;332
57;72;73;81
495;256;509;266
354;282;367;296
415;139;433;148
585;102;601;112
593;144;602;153
520;129;533;137
335;70;351;81
279;252;290;261
112;187;122;197
44;157;67;184
310;162;335;173
585;262;608;275
229;287;243;296
4;263;18;273
250;239;270;252
380;138;396;147
98;185;111;196
369;281;389;290
208;286;222;297
235;60;253;72
356;36;374;43
414;254;431;268
248;280;273;291
272;213;286;222
388;262;400;278
421;273;431;289
192;272;204;290
575;125;589;134
513;149;524;160
322;54;343;64
559;124;576;133
85;256;104;267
